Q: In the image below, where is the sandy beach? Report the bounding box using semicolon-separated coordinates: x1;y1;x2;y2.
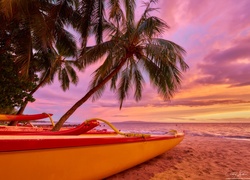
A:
106;135;250;180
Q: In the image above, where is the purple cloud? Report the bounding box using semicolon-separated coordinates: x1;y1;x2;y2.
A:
196;36;250;86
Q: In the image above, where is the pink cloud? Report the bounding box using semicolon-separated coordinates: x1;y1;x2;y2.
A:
160;0;250;31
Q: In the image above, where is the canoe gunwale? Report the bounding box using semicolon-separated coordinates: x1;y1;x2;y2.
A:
0;133;184;152
0;113;53;121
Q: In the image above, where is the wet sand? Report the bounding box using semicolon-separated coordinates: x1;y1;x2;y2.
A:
106;135;250;180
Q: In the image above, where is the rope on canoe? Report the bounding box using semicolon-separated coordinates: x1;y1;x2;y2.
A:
42;113;55;127
85;118;151;138
168;129;178;137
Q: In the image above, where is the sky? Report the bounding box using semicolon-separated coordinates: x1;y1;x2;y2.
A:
26;0;250;123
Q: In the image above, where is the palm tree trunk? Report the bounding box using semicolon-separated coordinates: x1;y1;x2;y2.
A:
52;57;128;131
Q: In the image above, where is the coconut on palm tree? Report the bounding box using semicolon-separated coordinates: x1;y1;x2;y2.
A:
53;0;188;131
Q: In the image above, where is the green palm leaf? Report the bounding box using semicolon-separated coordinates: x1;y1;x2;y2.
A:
118;67;131;108
59;68;70;91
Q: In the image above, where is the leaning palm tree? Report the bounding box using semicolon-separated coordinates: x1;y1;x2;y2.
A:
14;48;80;116
53;0;188;131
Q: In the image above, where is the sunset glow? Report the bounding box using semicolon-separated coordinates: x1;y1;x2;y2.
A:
26;0;250;123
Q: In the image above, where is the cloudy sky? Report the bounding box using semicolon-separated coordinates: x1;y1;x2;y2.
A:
26;0;250;123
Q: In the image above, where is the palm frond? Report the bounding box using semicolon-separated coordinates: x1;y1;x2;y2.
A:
89;72;107;102
14;24;32;78
102;18;123;38
92;0;105;44
58;68;70;91
55;0;76;25
31;5;51;50
78;0;95;49
109;0;125;25
88;53;118;101
90;83;106;102
65;62;79;85
137;0;159;26
15;53;30;78
49;56;62;83
123;0;135;26
137;16;168;38
118;67;131;109
55;28;77;57
80;40;117;66
152;38;188;71
110;73;118;91
131;63;144;101
140;54;179;100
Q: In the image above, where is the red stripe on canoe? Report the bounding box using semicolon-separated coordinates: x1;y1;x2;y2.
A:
0;113;53;121
0;134;184;152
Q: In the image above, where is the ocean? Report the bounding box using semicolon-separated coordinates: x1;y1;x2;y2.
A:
96;122;250;141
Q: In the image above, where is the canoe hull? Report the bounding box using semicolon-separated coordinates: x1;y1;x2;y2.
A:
0;113;53;121
0;134;184;180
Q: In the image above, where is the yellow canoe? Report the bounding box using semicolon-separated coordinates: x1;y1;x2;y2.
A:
0;132;184;180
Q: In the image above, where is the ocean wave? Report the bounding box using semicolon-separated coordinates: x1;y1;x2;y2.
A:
225;135;250;140
121;130;167;135
185;130;250;140
96;122;250;141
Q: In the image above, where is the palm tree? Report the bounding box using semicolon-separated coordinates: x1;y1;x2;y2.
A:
14;50;80;116
53;0;188;131
0;0;81;119
0;0;79;77
8;35;79;126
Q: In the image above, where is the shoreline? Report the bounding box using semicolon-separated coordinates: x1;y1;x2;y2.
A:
106;135;250;180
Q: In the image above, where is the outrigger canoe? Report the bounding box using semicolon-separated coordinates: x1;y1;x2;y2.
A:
0;133;184;180
0;116;184;180
0;113;53;121
0;119;99;135
0;113;55;127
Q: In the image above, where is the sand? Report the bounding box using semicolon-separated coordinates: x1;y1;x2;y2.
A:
106;135;250;180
